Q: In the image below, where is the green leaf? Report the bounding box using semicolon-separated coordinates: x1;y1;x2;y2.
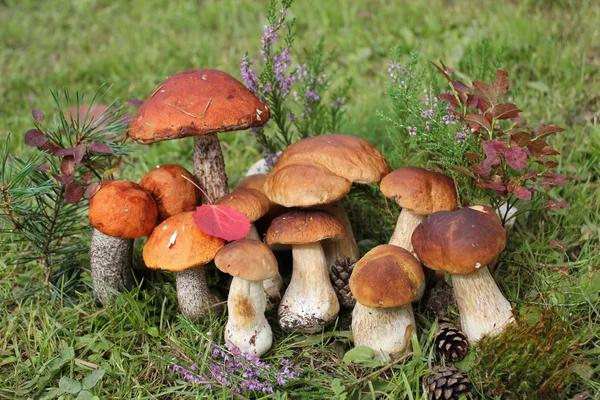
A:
47;346;75;373
38;387;67;400
76;390;95;400
456;350;476;372
342;346;384;367
59;376;82;394
331;378;346;396
82;368;105;389
146;327;160;338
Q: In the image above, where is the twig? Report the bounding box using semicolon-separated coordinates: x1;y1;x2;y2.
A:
150;84;164;98
347;352;414;388
168;97;212;119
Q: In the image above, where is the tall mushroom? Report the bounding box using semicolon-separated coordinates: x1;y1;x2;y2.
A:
88;180;157;305
349;244;424;360
412;206;513;343
128;69;270;202
215;239;278;357
143;212;225;319
265;210;346;333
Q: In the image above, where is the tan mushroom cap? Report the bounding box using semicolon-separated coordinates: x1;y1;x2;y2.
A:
350;244;424;308
128;69;270;144
411;207;507;275
215;188;270;222
139;164;201;221
380;167;457;215
143;211;225;272
89;180;157;239
215;239;278;281
272;134;390;183
236;173;268;192
264;163;352;208
265;210;346;245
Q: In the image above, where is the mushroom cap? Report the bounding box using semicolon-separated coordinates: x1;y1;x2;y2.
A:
128;69;270;144
143;211;225;272
380;167;457;215
139;164;201;221
264;163;352;207
349;244;424;308
215;188;270;222
411;207;507;275
89;180;158;239
265;210;346;245
236;173;268;192
215;239;278;281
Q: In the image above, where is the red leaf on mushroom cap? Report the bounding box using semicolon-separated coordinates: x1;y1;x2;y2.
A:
192;204;251;241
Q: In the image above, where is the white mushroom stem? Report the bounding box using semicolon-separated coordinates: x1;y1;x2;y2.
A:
245;224;283;308
90;228;133;305
193;133;229;202
389;209;426;301
351;302;415;361
320;202;359;271
278;242;340;333
451;265;514;343
176;268;222;319
225;277;272;357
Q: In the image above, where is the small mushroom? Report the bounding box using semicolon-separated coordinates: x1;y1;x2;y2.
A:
350;244;424;360
215;239;278;357
143;212;225;319
88;180;157;305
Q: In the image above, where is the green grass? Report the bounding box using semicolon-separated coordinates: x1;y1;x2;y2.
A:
1;0;599;398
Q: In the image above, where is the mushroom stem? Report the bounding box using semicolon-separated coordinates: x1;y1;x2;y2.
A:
278;242;340;333
90;228;134;305
193;133;229;202
176;267;223;319
225;277;272;357
245;223;283;309
351;302;415;361
320;201;359;271
451;265;514;343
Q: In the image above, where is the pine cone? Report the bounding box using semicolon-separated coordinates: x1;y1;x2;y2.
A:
330;257;356;309
435;322;469;363
423;366;472;400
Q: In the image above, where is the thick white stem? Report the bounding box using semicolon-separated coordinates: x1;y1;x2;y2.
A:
225;277;272;357
176;268;222;319
90;228;133;305
245;223;283;309
451;266;514;343
389;210;426;301
320;202;359;271
351;302;415;361
193;133;229;203
278;243;340;333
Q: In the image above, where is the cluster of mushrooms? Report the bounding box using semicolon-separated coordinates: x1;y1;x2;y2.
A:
87;69;514;359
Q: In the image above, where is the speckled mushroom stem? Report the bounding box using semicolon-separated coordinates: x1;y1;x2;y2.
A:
451;266;514;343
352;302;415;361
320;202;359;271
90;228;134;305
225;277;272;357
176;267;223;319
193;133;229;202
278;242;340;334
244;224;283;308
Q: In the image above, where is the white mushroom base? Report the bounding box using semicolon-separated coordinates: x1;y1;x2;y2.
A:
246;224;283;309
351;302;415;361
278;243;340;334
452;265;514;343
225;277;272;357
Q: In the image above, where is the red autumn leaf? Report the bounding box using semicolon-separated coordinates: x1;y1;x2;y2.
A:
65;182;84;204
514;186;532;200
126;98;144;108
52;173;73;184
85;182;101;199
37;141;60;155
55;147;74;157
438;92;458;108
452;80;470;93
466;113;492;133
511;131;532;146
493;103;521;120
60;156;75;177
80;172;92;184
192;204;251;241
483;140;506;158
473;80;497;108
466;93;478;108
464;152;482;161
504;146;528;172
431;61;452;83
527;140;556;157
24;129;48;147
536;125;564;139
493;70;510;96
32;109;45;123
88;141;113;154
35;163;50;172
73;144;86;164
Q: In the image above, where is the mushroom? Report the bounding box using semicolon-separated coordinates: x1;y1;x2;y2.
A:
128;69;270;202
214;239;278;357
411;206;513;343
235;173;287;236
88;180;157;305
265;210;346;333
143;212;225;319
349;244;424;360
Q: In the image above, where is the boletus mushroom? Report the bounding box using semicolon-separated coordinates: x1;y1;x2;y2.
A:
215;239;278;357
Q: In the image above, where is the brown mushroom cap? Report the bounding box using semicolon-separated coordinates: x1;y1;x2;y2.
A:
236;173;268;192
89;180;158;239
265;210;346;245
380;167;457;215
349;244;424;308
264;163;351;207
143;211;225;272
411;207;507;275
215;239;278;281
215;188;270;222
139;164;201;221
128;70;269;144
